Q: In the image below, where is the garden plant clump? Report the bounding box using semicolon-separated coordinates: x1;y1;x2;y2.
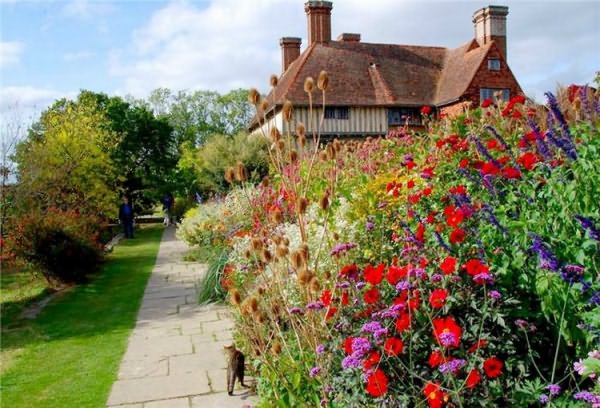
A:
178;75;600;407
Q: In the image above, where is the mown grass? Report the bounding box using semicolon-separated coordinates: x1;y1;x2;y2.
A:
0;225;163;408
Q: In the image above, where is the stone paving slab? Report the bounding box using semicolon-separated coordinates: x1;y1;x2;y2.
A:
107;226;257;407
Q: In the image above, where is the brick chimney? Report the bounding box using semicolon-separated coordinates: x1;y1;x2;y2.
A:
473;5;509;61
337;33;360;42
280;37;301;72
305;1;333;45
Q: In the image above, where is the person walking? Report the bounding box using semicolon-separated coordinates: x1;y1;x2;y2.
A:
162;193;174;226
119;196;135;239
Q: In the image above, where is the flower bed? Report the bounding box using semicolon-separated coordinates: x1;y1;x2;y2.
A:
180;79;600;407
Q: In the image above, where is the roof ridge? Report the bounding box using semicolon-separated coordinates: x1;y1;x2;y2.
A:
368;64;395;104
278;42;317;104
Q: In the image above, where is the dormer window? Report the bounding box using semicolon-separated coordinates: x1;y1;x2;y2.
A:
488;59;501;71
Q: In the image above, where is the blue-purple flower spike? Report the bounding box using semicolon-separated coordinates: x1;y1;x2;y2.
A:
484;125;513;157
529;233;560;272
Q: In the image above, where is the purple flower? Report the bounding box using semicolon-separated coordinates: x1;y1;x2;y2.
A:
307;301;325;311
341;354;362;370
336;281;350;289
377;202;388;209
356;281;367;290
374;328;388;339
431;273;443;283
547;384;561;397
433;231;451;253
529;233;560;272
515;319;529;329
470;135;500;166
484;125;512;154
320;399;327;407
288;307;304;315
481;204;508;236
439;332;457;347
473;273;495;285
574;391;600;404
361;321;384;334
589;291;600;305
330;242;358;257
574;360;586;375
395;280;411;291
488;290;502;301
528;118;553;160
366;221;375;231
351;337;371;355
539;394;549;405
560;264;585;283
574;215;600;242
316;344;325;354
309;366;321;378
545;92;573;143
580;85;594;121
439;359;466;374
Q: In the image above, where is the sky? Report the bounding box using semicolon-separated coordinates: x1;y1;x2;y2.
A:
1;0;599;120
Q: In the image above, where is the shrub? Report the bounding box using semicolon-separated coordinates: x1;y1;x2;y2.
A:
6;209;103;285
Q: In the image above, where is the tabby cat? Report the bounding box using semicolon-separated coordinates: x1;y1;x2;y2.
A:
224;344;246;396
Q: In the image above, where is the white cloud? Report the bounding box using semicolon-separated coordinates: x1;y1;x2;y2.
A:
0;41;24;67
63;0;114;19
110;0;599;100
63;51;96;62
0;86;75;116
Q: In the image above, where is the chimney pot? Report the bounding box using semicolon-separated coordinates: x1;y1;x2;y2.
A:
305;1;333;44
337;33;361;42
473;5;509;61
280;37;302;72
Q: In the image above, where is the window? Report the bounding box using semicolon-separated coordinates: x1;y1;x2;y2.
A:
388;108;421;126
324;107;350;120
488;58;501;71
480;88;510;102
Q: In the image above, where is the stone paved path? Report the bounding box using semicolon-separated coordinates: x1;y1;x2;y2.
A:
107;226;257;408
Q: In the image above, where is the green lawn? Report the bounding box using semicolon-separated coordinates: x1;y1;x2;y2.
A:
0;225;163;408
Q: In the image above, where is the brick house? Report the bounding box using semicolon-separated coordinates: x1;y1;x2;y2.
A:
249;1;523;137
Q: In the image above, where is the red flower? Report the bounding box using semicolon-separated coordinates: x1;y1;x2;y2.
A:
364;287;380;304
432;316;462;348
449;228;466;244
395;313;411;333
428;350;445;368
440;256;457;274
416;223;425;242
422;186;433;196
341;291;349;306
429;289;448;309
517;152;539;171
423;382;448;408
387;264;409;285
321;290;332;306
468;339;488;353
487;139;499;150
366;369;388;398
325;306;337;320
407;180;415;189
512;110;522;119
459;158;469;168
384;337;404;356
481;98;493;108
466;369;481;388
462;259;489;277
363;351;381;370
444;206;464;227
449;185;466;195
421;106;432;115
483;357;503;378
502;166;521;179
344;337;354;354
511;95;526;105
481;162;500;176
364;263;385;285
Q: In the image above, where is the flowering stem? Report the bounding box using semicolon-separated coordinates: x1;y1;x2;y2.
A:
550;284;570;384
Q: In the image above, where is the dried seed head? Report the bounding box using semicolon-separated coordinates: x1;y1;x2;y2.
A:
289;150;298;163
272;235;282;245
296;123;306;138
225;167;235;184
257;286;266;295
333;232;340;241
326;144;335;160
271;209;284;224
304;77;315;93
251;237;263;251
574;98;582;110
271;302;281;316
270;74;279;87
319;151;328;161
248;88;260;105
261;248;273;263
299;243;310;262
272;341;282;354
296;197;309;214
323;270;331;280
333;139;342;152
260;98;269;112
275;245;289;258
317;70;329;91
283;100;293;122
298;135;306;148
254;311;265;323
277;139;285;151
248;296;259;313
244;249;252;258
309;276;320;292
235;161;247;182
319;192;330;210
282;237;290;246
230;289;241;305
290;250;304;270
261;176;270;188
297;268;311;286
270;127;281;142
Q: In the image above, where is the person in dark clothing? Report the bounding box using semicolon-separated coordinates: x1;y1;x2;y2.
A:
119;196;135;238
162;193;175;226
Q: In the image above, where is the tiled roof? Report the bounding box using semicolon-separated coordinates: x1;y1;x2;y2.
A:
251;39;494;128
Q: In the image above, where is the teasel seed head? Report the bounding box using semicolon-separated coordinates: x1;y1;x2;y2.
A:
319;151;328;161
304;77;315;93
271;209;284;224
309;276;321;292
289;149;298;163
299;243;310;261
296;122;306;138
297;197;309;214
290;250;304;270
297;268;311;286
333;139;342;152
277;139;285;151
224;167;235;184
260;98;269;112
333;232;340;241
319;192;330;210
230;289;241;305
261;248;273;263
270;74;279;87
270;127;281;142
276;245;289;258
257;286;266;295
248;296;259;313
235;161;247;182
272;235;282;245
254;311;265;323
248;88;260;105
261;175;270;187
323;270;331;280
272;340;282;354
298;135;306;148
326;144;335;160
282;237;290;246
251;237;263;251
317;70;329;91
244;249;252;259
283;100;293;122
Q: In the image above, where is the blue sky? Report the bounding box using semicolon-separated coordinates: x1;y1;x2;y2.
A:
1;0;599;118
